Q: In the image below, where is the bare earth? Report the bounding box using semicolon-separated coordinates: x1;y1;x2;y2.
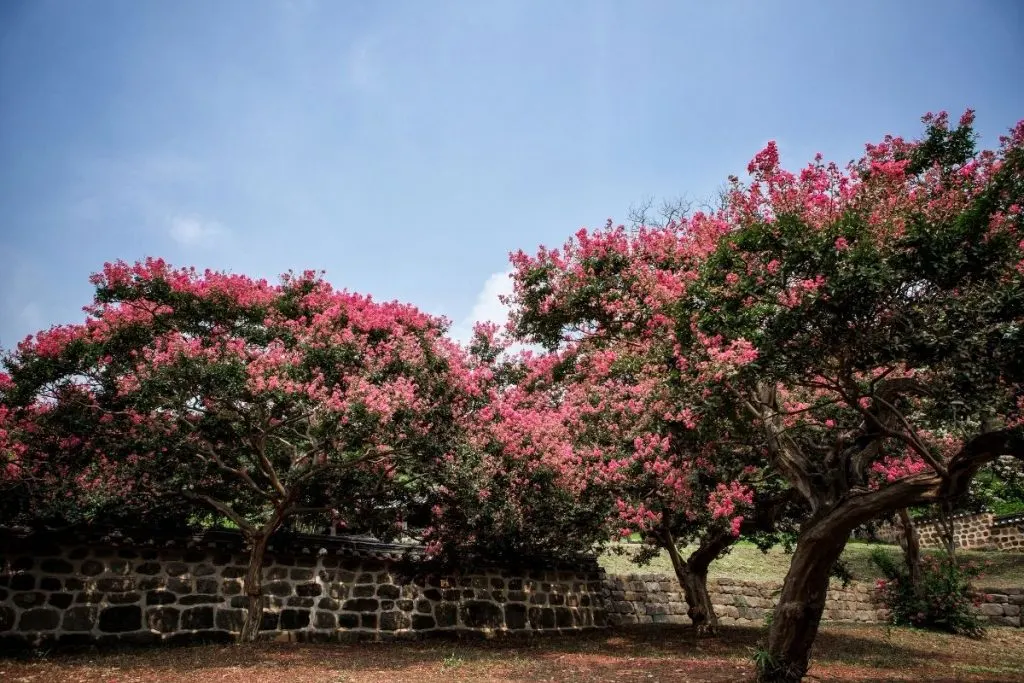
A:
3;624;1023;683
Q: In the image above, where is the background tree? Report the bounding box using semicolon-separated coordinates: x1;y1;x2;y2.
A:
0;260;476;641
504;218;796;632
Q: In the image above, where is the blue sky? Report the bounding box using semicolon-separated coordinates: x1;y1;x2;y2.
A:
1;0;1022;347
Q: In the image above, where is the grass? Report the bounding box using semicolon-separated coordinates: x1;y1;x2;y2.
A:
599;540;1024;589
2;624;1022;682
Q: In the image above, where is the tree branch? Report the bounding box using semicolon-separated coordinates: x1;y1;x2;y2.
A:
182;491;256;535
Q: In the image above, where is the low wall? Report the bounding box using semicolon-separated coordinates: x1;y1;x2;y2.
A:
2;531;1020;648
604;574;1022;628
875;511;1024;551
0;529;607;648
605;575;884;626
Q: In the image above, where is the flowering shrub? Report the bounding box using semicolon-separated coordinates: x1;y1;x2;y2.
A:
870;548;985;636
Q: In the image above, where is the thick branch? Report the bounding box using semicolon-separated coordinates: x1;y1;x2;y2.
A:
182;492;256;535
812;427;1024;537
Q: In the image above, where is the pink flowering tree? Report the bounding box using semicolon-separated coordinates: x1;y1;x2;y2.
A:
416;324;617;568
504;219;799;633
0;260;474;642
690;111;1024;681
506;111;1024;680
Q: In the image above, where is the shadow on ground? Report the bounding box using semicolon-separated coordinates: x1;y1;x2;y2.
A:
2;624;1022;682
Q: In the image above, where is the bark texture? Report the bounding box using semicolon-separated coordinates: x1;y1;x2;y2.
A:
662;526;735;634
239;532;270;643
897;508;922;593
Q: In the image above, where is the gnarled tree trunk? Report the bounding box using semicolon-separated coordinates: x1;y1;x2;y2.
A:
661;525;734;634
758;518;850;683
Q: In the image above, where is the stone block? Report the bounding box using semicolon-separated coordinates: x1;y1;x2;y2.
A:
377;584;401;599
318;597;340;610
62;606;98;632
266;581;293;597
460;601;503;628
379;611;410;631
342;598;378;612
107;592;142;605
505;604;527;630
280;609;310;630
528;606;555;629
411;614;436;630
315;611;336;629
179;595;220;605
99;605;142;633
337;613;359;629
980;603;1005;616
79;560;103;577
13;592;46;608
10;574;35;590
48;593;73;609
147;590;176;605
147;607;180;633
295;583;322;597
181;606;214;630
166;577;191;594
259;611;280;631
652;614;688;624
166;562;190;577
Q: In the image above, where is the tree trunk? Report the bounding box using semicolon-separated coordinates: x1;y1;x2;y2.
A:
758;519;850;683
661;526;734;634
937;501;957;564
238;532;271;643
897;508;922;593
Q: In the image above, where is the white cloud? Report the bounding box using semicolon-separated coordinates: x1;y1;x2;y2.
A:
168;215;227;247
451;269;514;344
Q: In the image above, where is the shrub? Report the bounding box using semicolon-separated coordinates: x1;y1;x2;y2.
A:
870;548;985;636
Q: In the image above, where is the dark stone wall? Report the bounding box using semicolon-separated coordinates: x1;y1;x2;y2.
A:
0;530;609;647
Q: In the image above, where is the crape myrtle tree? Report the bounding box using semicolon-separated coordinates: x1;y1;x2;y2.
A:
0;260;479;642
694;111;1024;681
504;219;799;633
419;324;616;568
506;111;1024;680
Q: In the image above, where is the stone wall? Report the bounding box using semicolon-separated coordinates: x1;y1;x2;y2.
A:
605;575;884;627
603;574;1023;628
0;530;607;648
875;511;1024;551
3;530;1020;649
977;588;1024;627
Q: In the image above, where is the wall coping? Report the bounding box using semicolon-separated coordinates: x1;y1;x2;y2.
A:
0;526;603;573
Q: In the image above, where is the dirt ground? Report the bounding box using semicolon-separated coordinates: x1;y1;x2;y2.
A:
2;624;1022;682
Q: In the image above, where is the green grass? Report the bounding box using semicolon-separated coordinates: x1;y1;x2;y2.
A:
599;540;1024;588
